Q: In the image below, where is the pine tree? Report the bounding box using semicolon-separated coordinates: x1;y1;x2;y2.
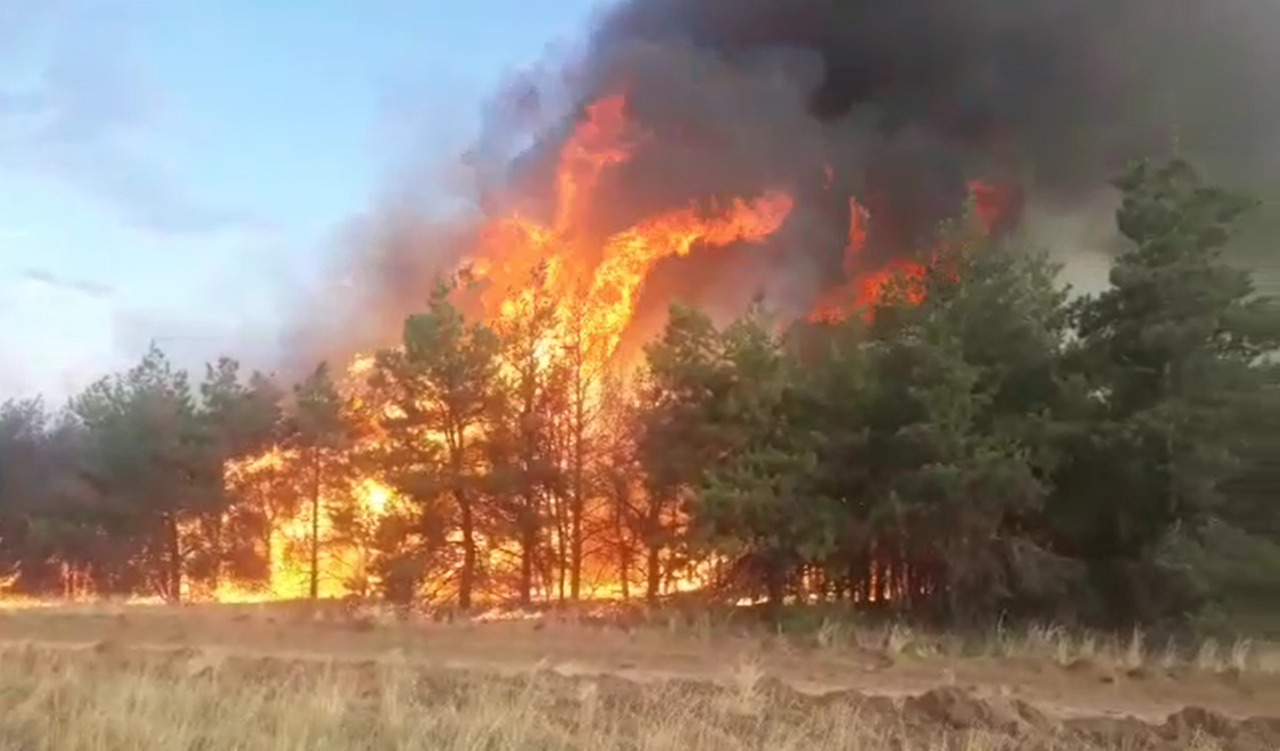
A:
371;281;500;610
488;264;564;605
195;359;284;592
696;307;836;615
1056;158;1277;621
70;346;206;601
287;362;353;601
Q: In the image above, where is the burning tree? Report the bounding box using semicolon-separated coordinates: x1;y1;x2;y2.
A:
0;157;1276;626
3;0;1280;625
367;282;503;610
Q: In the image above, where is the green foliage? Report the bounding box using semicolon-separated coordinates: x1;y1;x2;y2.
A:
368;280;501;609
1051;158;1279;622
66;346;208;599
193;359;285;588
0;157;1275;634
687;306;839;609
1220;356;1280;541
285;362;356;600
861;232;1069;621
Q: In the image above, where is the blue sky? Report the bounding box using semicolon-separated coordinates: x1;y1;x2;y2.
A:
0;0;603;400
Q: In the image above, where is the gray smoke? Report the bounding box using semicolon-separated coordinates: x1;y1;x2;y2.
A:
510;0;1277;317
293;0;1280;369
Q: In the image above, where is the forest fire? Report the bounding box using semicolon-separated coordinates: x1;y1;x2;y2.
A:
0;76;1023;611
197;84;1025;607
1;0;1273;631
201;92;805;605
198;0;1061;608
213;449;395;602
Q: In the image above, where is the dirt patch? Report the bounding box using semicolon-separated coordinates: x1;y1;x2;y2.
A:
1065;708;1280;751
906;686;1052;734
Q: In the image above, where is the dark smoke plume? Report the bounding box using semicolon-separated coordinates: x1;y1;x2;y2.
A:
294;0;1280;368
523;0;1275;318
574;0;1280;248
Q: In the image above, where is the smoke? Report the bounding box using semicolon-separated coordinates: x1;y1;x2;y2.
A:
573;0;1280;259
295;0;1280;368
593;0;1280;176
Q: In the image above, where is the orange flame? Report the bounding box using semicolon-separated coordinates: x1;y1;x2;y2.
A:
581;190;794;359
203;93;794;604
967;179;1018;235
472;93;794;368
69;100;1014;607
809;178;1015;324
556;95;634;229
808;195;926;323
217;435;396;602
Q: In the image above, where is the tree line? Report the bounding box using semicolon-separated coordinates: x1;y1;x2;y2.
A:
0;159;1277;626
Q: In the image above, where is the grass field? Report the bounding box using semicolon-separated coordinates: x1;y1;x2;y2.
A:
0;601;1276;750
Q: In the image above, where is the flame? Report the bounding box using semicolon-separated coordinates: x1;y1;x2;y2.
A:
196;92;794;605
472;93;794;369
808;178;1015;323
7;95;1021;608
580;191;794;359
215;391;399;603
556;95;634;229
967;179;1018;235
844;195;869;271
808;195;926;323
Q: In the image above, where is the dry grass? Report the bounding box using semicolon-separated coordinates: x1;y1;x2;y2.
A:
803;616;1280;676
0;642;1269;751
0;602;1275;750
4;598;1277;678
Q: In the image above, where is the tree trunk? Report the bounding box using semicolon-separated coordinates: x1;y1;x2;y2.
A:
557;535;567;602
645;544;661;604
569;396;586;601
519;512;536;606
764;557;785;623
165;511;183;603
569;480;583;602
262;524;275;592
457;487;476;612
308;450;322;601
445;422;476;612
644;498;665;605
518;377;538;607
206;510;224;594
612;483;631;601
554;494;568;603
619;547;631;601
